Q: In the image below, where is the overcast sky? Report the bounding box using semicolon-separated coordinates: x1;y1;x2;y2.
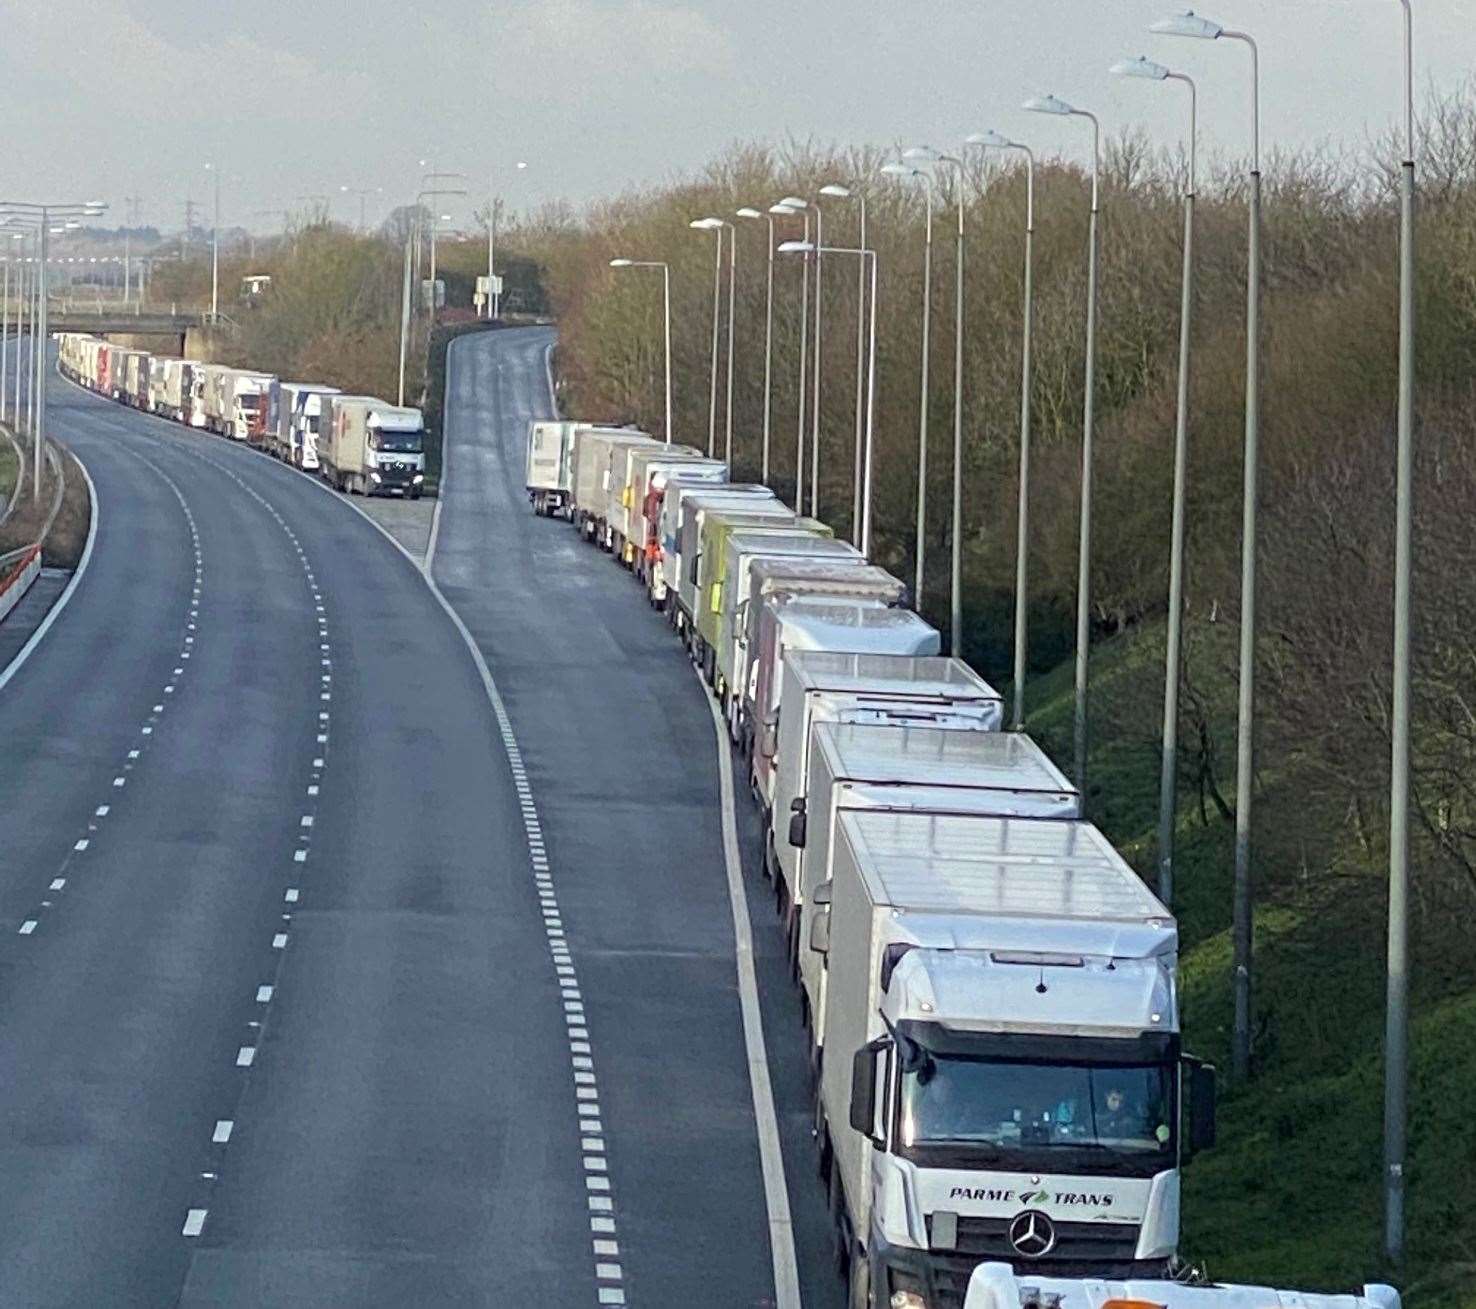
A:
3;0;1472;233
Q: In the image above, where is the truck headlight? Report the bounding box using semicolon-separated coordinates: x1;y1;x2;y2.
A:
412;474;424;484
370;472;382;484
890;1294;928;1309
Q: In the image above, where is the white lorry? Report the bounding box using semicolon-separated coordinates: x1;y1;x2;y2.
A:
793;722;1080;1041
631;453;727;585
200;365;275;440
569;426;657;541
814;809;1216;1308
962;1263;1399;1309
322;397;426;497
657;483;778;618
526;420;577;517
276;383;340;469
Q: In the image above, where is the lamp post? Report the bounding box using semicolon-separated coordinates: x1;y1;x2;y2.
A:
882;162;937;607
204;163;221;320
723;217;738;468
1113;53;1198;913
690;217;725;458
487;161;528;320
966;131;1036;728
782;240;878;554
1;200;106;499
778;197;813;510
1385;0;1417;1271
10;237;26;431
421;172;467;316
820;183;867;545
804;194;826;520
739;206;775;483
1;255;10;425
1153;6;1261;1084
1024;94;1100;798
609;259;673;445
340;185;383;233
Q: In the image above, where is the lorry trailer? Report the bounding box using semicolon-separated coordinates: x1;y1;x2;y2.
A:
323;396;426;497
526;420;578;516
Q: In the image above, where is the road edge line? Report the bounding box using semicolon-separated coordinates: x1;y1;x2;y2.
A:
0;448;99;694
699;676;803;1309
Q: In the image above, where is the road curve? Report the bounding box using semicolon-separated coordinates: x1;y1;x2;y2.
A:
0;356;593;1305
432;326;843;1307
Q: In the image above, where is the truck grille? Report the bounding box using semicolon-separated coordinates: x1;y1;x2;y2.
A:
921;1217;1146;1305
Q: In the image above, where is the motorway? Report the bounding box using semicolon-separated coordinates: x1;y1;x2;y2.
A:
0;333;840;1307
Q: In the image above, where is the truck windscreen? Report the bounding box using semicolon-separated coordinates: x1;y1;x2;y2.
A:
898;1053;1174;1170
374;431;424;454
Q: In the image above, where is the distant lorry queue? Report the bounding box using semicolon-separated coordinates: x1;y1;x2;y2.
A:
525;417;1239;1309
54;334;426;499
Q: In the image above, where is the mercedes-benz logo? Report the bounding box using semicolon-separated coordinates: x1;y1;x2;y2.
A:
1008;1209;1057;1259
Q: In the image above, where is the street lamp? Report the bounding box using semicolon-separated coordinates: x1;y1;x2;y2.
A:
737;206;776;484
966;130;1036;730
1113;53;1197;918
1384;0;1417;1272
798;191;831;520
908;145;970;655
689;217;725;458
204;163;221;320
777;197;813;510
1024;93;1100;800
820;182;868;545
486;160;529;320
609;258;673;446
340;185;383;232
882;161;937;606
1152;6;1260;1086
781;240;879;555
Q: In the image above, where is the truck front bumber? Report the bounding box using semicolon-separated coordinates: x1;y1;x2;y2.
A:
870;1159;1178;1305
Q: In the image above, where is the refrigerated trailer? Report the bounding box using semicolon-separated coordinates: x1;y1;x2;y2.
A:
526;420;577;517
962;1264;1399;1309
792;722;1080;1034
569;426;657;539
814;809;1216;1306
634;455;727;584
200;366;274;440
657;483;777;617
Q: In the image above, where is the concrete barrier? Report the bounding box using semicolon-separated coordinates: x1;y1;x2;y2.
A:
0;543;42;625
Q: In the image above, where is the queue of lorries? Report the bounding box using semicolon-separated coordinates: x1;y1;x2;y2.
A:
527;419;1390;1309
54;334;427;498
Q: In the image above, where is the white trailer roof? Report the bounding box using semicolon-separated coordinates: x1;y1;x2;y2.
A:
787;650;994;700
778;600;939;655
840;810;1168;923
814;722;1076;799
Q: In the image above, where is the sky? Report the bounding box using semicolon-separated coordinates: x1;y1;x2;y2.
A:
2;0;1472;234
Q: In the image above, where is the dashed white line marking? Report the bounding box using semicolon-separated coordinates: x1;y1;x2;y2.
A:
113;777;126;788
272;933;288;950
73;839;89;852
299;815;313;828
212;1120;234;1144
50;878;66;891
256;985;273;1003
18;920;37;935
294;849;307;863
284;889;299;903
236;1047;256;1067
182;1209;208;1237
96;805;109;816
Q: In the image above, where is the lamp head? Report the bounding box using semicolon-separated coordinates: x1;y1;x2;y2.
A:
880;162;920;178
777;240;814;254
902;146;939;162
768;203;796;215
1023;93;1078;116
736;206;762;219
609;258;633;267
965;130;1016;149
818;184;851;198
778;195;808;209
1112;55;1171;79
1150;10;1223;39
689;217;722;230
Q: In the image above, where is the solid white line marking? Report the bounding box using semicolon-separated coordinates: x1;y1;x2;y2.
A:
213;1120;234;1143
18;920;37;935
182;1208;207;1237
700;682;802;1307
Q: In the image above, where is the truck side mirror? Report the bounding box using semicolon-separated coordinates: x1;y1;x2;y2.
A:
809;909;830;956
1187;1059;1217;1155
849;1038;888;1141
788;798;807;849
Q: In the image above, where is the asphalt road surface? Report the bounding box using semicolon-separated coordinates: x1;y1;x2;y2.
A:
433;326;843;1308
0;350;592;1305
